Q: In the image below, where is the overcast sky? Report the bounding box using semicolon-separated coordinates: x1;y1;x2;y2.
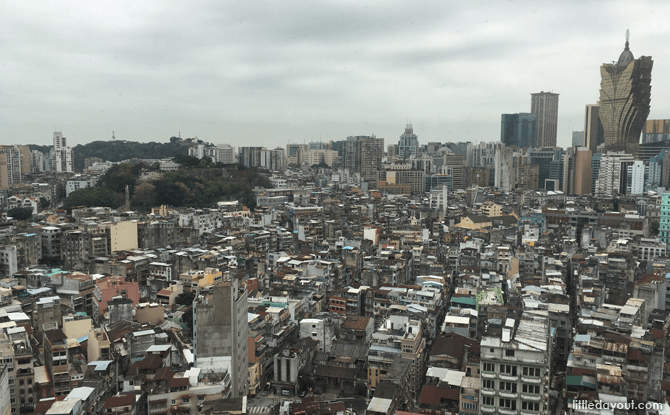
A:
3;1;670;149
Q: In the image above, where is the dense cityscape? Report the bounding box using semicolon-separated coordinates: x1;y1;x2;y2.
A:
2;29;670;415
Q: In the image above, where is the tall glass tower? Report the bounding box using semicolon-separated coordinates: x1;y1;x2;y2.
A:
398;124;419;159
599;31;653;158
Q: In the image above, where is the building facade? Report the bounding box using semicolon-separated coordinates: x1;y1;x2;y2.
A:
530;92;559;147
194;279;248;397
598;33;653;158
501;114;536;149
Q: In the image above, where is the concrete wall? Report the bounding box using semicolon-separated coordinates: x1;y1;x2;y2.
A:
110;221;138;252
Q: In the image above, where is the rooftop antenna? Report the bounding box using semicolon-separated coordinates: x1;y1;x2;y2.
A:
112;131;115;141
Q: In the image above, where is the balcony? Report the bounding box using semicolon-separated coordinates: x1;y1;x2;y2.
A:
522;377;541;384
481;405;496;413
499;374;518;381
521;394;541;402
499;409;516;415
500;391;517;399
481;389;496;396
481;372;496;379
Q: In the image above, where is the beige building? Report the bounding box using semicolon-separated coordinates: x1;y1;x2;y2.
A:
136;303;165;325
87;327;112;362
63;318;93;340
480;202;502;217
306;149;338;168
110;221;138;252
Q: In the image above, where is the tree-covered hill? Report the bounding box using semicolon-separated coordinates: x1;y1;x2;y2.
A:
64;155;272;211
30;137;196;171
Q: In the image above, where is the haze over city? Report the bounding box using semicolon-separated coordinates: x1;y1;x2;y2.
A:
3;0;670;147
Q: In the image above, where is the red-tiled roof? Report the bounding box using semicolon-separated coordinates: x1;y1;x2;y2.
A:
34;396;66;415
418;386;459;406
169;378;190;388
153;367;175;382
103;394;136;409
430;333;479;359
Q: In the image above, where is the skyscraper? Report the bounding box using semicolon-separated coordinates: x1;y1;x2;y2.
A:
530;91;559;147
398;124;419;159
52;132;74;172
500;113;536;148
572;131;585;147
342;135;384;185
594;152;635;198
0;146;25;190
598;31;653;158
584;104;604;154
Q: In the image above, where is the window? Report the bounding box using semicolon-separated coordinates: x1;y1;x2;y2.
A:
522;401;540;411
499;399;516;410
483;363;495;372
483;380;495;389
523;384;540;394
183;399;190;403
171;400;176;405
505;350;515;357
523;367;541;377
501;382;517;393
198;397;205;401
462;402;476;410
500;364;517;376
490;348;494;353
483;397;495;406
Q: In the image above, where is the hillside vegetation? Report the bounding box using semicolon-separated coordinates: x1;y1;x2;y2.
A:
65;154;271;211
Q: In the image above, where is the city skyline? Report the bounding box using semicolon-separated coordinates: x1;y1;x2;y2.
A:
3;1;670;149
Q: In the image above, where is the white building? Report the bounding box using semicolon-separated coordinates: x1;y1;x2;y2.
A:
627;160;646;196
52;132;74;173
66;176;98;197
7;195;39;214
210;144;235;164
595;152;634;198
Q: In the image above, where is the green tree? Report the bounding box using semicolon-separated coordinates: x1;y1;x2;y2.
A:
132;182;156;207
651;220;660;236
8;208;32;220
39;197;50;209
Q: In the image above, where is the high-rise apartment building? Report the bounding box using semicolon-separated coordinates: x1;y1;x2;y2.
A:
500;114;536;148
661;193;670;248
572;131;585;147
530;92;559;147
584;104;605;154
494;147;517;192
343;135;384;185
398;124;419;159
627;160;646;195
641;119;670;144
0;146;26;190
599;32;653;158
443;154;465;189
238;147;264;167
52;132;74;172
594;152;635;198
194;279;248;397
